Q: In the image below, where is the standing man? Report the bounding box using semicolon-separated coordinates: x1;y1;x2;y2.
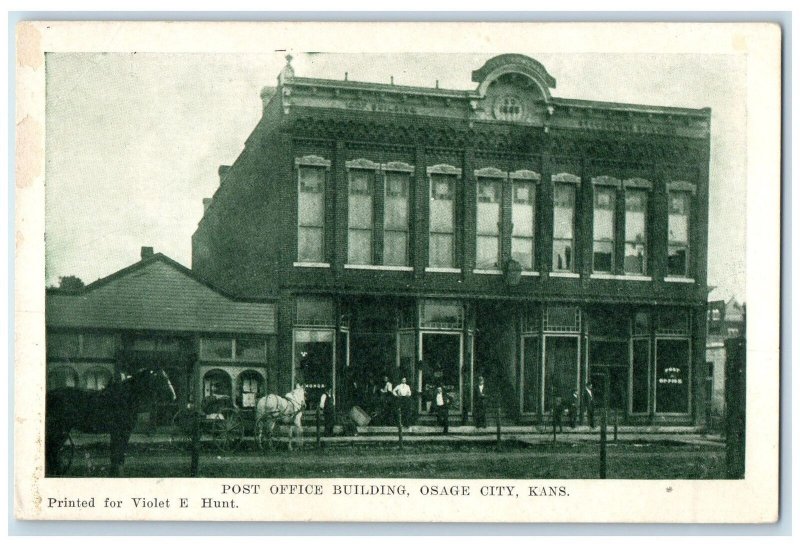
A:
319;386;335;436
435;386;449;434
568;389;579;429
379;375;393;424
474;375;487;429
392;377;412;427
583;382;595;428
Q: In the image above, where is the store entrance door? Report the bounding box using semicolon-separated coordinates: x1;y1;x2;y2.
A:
421;333;463;413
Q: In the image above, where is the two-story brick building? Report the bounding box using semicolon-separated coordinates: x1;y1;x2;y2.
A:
191;54;711;426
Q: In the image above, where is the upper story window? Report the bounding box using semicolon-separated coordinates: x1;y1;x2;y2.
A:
667;182;695;277
428;165;461;268
383;166;413;266
623;180;651;275
347;168;376;265
552;174;579;272
511;172;538;271
475;172;503;269
592;177;620;273
295;156;331;263
345;160;414;267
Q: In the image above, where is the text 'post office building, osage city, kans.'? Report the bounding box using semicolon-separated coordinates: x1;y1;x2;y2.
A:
191;54;711;427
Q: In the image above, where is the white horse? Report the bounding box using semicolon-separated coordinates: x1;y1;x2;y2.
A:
255;384;306;450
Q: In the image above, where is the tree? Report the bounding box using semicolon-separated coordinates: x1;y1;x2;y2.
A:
58;275;85;290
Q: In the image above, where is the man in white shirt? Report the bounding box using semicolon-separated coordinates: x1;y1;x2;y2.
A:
392;377;412;426
435;386;449;433
319;386;334;436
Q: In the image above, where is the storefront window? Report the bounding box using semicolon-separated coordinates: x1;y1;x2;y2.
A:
655;339;690;413
511;181;536;270
384;170;411;266
202;369;233;411
237;370;264;408
624;189;648;274
667;191;691;276
593;185;616;273
429;173;457;267
657;308;689;336
476;177;502;269
47;366;79;390
297;164;326;262
552;183;576;272
348;169;375;265
84;367;112;391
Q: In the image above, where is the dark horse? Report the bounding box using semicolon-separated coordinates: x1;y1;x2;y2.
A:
45;368;176;476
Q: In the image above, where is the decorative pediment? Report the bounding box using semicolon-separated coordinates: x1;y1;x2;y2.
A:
474;167;507;179
345;158;380;170
509;169;541;181
427;164;462;176
294;155;331;168
552;172;581;184
591;175;622;188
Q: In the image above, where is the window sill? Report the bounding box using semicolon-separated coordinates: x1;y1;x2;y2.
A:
293;261;331;268
664;277;695;284
472;269;502;275
344;264;413;272
520;271;540;277
590;273;653;281
425;267;462;273
549;272;580;278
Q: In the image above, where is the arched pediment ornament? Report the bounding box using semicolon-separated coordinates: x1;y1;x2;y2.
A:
552;173;581;184
474;167;508;179
383;161;415;174
472;54;557;101
294;155;331;168
427;164;462;176
509;169;541;181
591;175;622;188
345;158;381;171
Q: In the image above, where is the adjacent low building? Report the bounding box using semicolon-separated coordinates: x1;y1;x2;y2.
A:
190;54;712;427
45;248;277;425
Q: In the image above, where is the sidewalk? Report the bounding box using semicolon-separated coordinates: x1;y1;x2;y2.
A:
72;424;725;449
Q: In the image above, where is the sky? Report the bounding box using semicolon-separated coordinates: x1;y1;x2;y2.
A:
44;52;746;302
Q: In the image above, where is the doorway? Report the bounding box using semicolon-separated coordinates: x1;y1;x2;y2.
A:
421;332;462;412
543;336;579;414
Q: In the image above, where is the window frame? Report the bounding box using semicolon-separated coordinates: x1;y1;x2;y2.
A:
591;176;621;274
551;173;581;273
474;167;506;271
666;181;696;279
295;155;332;265
622;178;653;277
427;164;462;270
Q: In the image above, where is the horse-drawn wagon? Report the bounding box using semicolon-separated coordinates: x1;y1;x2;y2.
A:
170;394;245;452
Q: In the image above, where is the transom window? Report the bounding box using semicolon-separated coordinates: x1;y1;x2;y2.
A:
544;306;581;333
200;338;268;361
420;299;464;330
295;295;335;327
46;332;116;359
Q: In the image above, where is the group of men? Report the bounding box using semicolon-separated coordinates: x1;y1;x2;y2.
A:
553;383;596;432
318;375;493;435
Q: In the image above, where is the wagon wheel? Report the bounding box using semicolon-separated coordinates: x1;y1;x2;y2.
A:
211;407;243;452
55;434;74;475
255;415;274;452
170;407;196;451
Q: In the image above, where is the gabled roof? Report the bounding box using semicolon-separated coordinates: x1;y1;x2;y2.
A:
46;254;275;335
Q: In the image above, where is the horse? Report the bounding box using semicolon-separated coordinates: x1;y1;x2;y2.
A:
45;368;176;477
254;384;306;451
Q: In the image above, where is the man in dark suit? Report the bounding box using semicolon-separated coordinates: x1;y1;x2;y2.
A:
434;386;449;434
473;375;487;429
320;386;335;436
